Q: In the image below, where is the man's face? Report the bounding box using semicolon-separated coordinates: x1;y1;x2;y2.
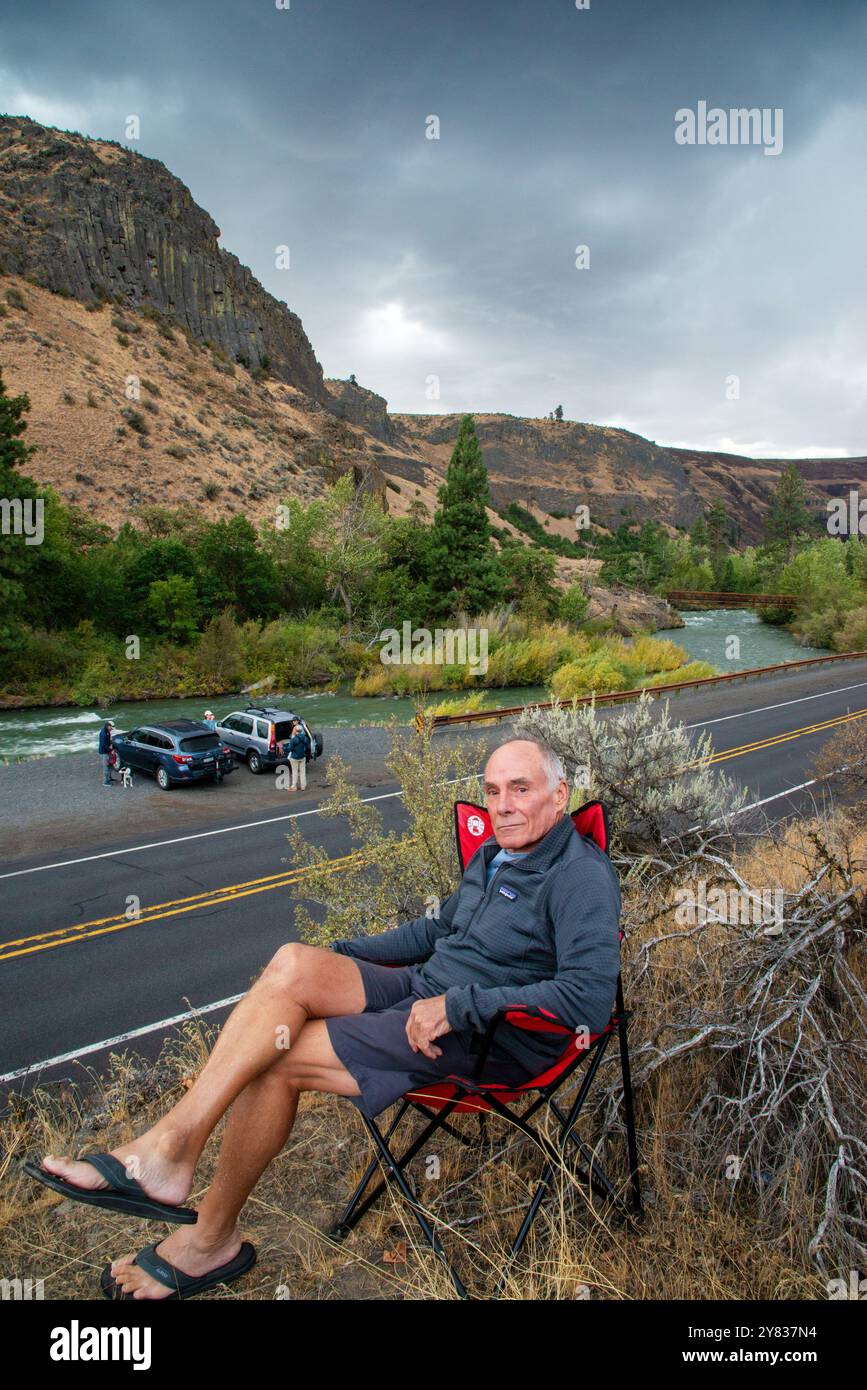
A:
483;741;568;853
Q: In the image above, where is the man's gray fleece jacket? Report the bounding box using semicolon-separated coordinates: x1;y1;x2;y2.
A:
330;813;622;1073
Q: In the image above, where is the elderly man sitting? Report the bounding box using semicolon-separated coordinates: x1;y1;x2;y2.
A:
26;736;621;1300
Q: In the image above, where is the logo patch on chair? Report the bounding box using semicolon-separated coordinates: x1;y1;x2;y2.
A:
498;885;517;900
467;815;487;837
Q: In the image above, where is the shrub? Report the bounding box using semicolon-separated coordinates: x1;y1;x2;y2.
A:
427;691;488;716
121;408;148;435
352;665;391;696
558;582;589;625
629;635;689;673
550;655;631;698
832;605;867;652
642;660;717;687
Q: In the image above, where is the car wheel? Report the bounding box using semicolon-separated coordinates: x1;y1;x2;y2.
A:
156;766;172;790
247;750;263;774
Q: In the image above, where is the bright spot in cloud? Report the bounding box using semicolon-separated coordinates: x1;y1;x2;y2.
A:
359;301;449;357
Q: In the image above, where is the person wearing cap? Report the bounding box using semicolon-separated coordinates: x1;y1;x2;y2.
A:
203;711;217;730
98;719;115;786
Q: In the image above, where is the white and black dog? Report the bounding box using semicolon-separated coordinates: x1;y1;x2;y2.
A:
120;765;134;789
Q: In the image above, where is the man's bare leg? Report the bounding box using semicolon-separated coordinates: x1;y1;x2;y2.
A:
106;1020;361;1298
40;945;367;1208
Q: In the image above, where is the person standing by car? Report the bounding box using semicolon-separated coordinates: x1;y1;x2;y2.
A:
203;710;216;730
98;719;115;786
286;720;307;791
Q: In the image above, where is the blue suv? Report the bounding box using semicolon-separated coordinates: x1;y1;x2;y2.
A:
112;721;236;790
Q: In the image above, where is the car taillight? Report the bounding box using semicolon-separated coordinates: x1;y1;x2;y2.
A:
172;754;192;764
269;729;276;751
222;745;232;755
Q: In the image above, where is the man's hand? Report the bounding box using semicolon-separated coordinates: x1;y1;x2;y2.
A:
405;994;451;1060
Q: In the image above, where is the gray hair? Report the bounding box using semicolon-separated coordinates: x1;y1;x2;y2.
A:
492;736;566;791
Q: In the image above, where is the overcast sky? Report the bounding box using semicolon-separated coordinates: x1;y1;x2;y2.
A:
2;0;866;456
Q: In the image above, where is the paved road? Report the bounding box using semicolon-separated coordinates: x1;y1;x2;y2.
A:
2;659;866;1088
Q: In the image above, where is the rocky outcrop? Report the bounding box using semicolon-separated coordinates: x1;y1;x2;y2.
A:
324;378;393;442
586;584;684;635
0;116;327;399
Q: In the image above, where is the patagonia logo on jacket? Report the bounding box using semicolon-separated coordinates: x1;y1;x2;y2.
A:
498;885;517;900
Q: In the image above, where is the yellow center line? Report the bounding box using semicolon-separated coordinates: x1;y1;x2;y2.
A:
695;707;867;768
4;709;864;964
2;850;366;950
0;856;365;963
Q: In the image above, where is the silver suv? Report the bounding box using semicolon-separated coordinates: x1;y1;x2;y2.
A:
215;705;324;775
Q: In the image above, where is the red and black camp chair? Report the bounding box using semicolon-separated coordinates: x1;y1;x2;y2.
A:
330;800;642;1298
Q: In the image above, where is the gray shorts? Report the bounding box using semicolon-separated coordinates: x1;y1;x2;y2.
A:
325;958;533;1119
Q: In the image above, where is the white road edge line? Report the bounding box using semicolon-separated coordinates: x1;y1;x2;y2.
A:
0;775;478;881
0;994;245;1085
4;679;866;880
680;679;867;732
3;776;825;1086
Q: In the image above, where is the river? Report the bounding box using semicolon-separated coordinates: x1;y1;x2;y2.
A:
659;607;828;672
0;610;828;762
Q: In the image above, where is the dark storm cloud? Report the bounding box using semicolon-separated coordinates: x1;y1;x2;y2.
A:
1;0;865;454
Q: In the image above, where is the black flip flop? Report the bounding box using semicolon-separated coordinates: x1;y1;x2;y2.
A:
22;1153;198;1224
101;1240;257;1300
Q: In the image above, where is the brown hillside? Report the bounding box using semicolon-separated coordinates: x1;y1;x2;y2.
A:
389;414;864;544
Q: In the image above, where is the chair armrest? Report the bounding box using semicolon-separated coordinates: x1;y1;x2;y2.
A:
471;1005;574;1079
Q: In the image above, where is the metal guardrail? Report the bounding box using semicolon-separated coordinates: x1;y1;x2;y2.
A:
415;649;867;732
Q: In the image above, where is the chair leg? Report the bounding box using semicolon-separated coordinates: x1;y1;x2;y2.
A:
331;1098;462;1240
548;1098;620;1206
361;1113;469;1300
492;1155;559;1299
330;1100;411;1238
617;1014;643;1215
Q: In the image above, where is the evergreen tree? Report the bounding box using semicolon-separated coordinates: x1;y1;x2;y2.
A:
0;370;42;650
427;415;504;618
690;513;708;548
0;368;36;475
705;496;731;583
765;463;812;561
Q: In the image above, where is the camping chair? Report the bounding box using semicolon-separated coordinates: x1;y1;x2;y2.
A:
330;800;642;1299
